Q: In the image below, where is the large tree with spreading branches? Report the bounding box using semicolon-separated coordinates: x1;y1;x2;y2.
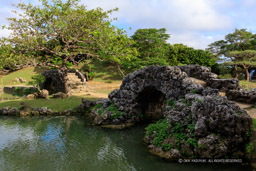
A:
207;28;256;81
2;0;136;93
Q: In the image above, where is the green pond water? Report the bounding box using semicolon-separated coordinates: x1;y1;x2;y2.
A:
0;116;251;171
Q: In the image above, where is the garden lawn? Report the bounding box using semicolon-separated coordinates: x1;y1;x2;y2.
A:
0;96;97;112
240;81;256;90
0;67;37;86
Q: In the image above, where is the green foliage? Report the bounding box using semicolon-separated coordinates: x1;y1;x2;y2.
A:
92;103;103;111
106;103;121;119
98;109;104;116
246;142;255;153
131;28;170;59
162;143;173;151
169;44;216;67
0;43;33;70
190;89;196;94
195;99;202;103
186;138;197;147
208;28;256;81
145;119;170;148
137;113;143;118
166;99;176;108
28;74;45;89
145;114;197;153
4;0;136;91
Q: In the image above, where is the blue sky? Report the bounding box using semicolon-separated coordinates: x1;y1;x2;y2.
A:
0;0;256;49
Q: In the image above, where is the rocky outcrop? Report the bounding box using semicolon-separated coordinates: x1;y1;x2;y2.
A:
160;93;251;158
178;65;240;92
226;89;256;104
178;65;218;81
52;92;69;99
92;66;203;125
42;70;87;94
91;65;252;159
37;89;49;99
76;98;97;114
206;78;240;92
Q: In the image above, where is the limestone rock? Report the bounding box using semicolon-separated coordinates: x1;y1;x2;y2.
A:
19;102;32;117
37;89;49;99
226;89;256;104
27;94;36;100
84;65;251;159
52;92;69;99
206;78;239;92
178;65;218;81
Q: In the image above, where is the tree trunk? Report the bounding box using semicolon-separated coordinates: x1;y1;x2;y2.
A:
234;65;238;79
115;63;125;77
242;64;250;82
61;57;70;93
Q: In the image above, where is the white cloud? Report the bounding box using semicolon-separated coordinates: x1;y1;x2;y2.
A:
82;0;233;31
168;32;224;49
2;0;255;49
81;0;233;49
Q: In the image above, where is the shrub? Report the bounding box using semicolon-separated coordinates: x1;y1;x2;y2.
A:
28;74;45;89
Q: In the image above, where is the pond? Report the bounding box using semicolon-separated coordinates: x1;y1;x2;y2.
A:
0;116;251;171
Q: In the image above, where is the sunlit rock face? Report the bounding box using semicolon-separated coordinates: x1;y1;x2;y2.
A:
92;65;252;159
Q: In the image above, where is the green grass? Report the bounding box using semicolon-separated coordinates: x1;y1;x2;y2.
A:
75;59;123;82
252;119;256;131
240;81;256;90
0;67;38;86
0;96;97;112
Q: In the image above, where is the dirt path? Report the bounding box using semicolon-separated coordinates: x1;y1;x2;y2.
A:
75;80;122;98
232;101;256;119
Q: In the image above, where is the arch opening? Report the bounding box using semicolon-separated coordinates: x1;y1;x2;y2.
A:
136;86;166;121
43;78;55;94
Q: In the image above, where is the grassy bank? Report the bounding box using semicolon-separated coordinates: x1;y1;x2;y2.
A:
0;96;98;112
240;81;256;90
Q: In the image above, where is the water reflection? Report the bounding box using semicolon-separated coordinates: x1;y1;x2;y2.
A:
0;116;251;171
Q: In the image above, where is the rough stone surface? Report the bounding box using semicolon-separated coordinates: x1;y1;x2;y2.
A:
52;92;69;99
37;89;49;99
27;94;36;100
42;70;86;94
226;89;256;104
90;65;252;159
76;98;97;114
206;78;240;92
178;65;240;92
178;65;218;81
19;102;32;117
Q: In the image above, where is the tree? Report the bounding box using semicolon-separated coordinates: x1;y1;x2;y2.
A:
207;28;256;81
226;50;256;81
169;44;216;67
0;43;33;71
3;0;135;93
131;28;170;59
